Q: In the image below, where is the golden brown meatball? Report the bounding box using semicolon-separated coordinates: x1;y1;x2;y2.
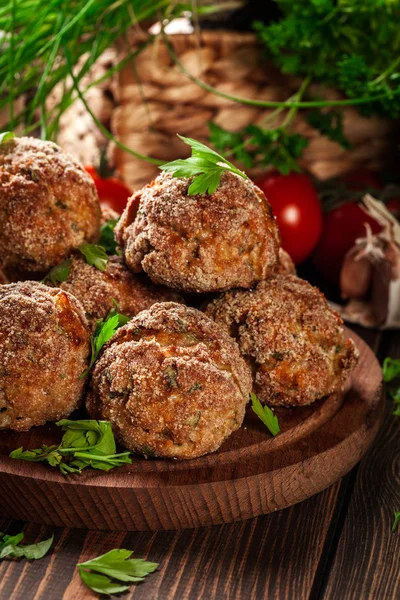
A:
57;254;183;330
206;274;359;407
0;137;101;272
86;302;252;459
115;171;280;293
0;282;90;431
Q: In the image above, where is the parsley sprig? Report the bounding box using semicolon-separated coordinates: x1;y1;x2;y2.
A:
82;304;130;378
78;549;158;596
42;258;72;285
79;243;109;272
10;420;132;475
251;393;280;437
0;531;53;561
382;358;400;416
392;511;400;533
99;218;119;255
160;135;247;195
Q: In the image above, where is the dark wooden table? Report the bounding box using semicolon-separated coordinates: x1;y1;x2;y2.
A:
0;325;399;600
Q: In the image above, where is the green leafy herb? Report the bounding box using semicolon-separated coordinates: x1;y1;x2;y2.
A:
306;110;351;149
254;2;400;119
392;511;400;532
79;243;109;271
0;131;15;144
82;305;130;378
10;420;132;475
78;549;158;596
383;357;400;416
251;392;280;436
99;218;119;255
0;531;53;560
210;122;308;175
160;135;247;195
383;358;400;382
42;258;72;285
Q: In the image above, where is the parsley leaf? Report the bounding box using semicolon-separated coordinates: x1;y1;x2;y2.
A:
99;218;119;255
0;131;15;144
78;549;158;596
383;357;400;417
10;420;132;475
0;531;53;561
383;358;400;382
79;243;108;271
392;511;400;532
81;305;130;378
160;135;247;195
307;110;351;149
251;392;280;436
42;258;72;285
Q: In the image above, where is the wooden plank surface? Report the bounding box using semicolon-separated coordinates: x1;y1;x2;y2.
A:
0;326;392;600
322;331;400;600
0;482;342;600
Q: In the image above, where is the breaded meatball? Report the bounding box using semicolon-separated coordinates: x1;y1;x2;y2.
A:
0;282;90;431
86;303;252;459
57;254;183;329
115;171;280;293
0;137;101;272
206;274;359;407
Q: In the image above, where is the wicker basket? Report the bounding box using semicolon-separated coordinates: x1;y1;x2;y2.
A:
56;30;393;190
110;30;393;190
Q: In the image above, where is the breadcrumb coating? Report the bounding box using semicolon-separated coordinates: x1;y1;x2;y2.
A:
206;275;359;407
0;137;101;272
57;254;183;329
0;281;90;431
86;302;252;459
115;171;280;292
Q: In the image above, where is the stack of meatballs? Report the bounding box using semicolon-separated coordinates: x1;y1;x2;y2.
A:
0;137;359;460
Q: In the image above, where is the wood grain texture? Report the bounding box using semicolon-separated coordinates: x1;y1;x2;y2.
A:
323;332;400;600
0;482;343;600
0;330;384;531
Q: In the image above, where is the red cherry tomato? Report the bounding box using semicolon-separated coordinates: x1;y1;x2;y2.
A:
313;202;381;286
85;166;132;214
255;172;323;265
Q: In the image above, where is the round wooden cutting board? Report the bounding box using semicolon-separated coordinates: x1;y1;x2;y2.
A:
0;328;384;531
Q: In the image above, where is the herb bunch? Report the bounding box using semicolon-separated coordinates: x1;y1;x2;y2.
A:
10;419;132;475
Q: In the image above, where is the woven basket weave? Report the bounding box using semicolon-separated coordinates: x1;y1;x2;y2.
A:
109;30;392;190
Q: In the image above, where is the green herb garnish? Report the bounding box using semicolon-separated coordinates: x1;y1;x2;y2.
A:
0;131;14;144
251;392;280;437
160;135;247;195
78;549;158;596
209;122;308;175
42;258;72;285
383;357;400;416
0;531;53;561
79;243;109;271
10;420;132;475
99;218;119;255
383;358;400;382
82;305;130;378
392;511;400;532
